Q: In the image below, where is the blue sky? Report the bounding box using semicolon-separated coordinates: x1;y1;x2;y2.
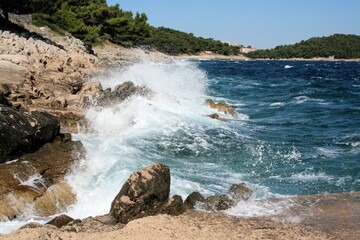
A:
107;0;360;49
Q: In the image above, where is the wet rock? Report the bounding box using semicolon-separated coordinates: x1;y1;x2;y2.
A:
46;214;74;228
205;195;235;211
110;163;172;224
205;99;238;118
228;183;253;201
0;107;60;163
207;113;226;122
184;191;206;209
0;134;84;219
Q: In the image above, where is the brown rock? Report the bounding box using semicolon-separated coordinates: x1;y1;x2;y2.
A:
207;113;226;122
46;214;74;228
110;163;171;224
0;133;84;219
205;99;238;118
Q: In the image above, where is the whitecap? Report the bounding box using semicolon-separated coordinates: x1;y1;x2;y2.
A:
290;172;334;182
270;102;285;107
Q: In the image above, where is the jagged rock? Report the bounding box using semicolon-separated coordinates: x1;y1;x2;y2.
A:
205;99;238;118
110;163;172;224
228;183;253;201
46;214;74;228
0;133;84;219
184;191;206;209
0;106;60;163
205;195;235;211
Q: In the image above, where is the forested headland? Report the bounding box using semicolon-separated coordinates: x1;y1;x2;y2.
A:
246;34;360;59
0;0;240;55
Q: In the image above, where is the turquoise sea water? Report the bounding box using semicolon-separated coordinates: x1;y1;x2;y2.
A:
1;59;359;233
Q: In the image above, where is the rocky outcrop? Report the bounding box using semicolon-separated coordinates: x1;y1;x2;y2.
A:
0;106;60;163
110;163;184;224
0;133;85;220
185;183;253;211
205;99;238;118
78;81;151;107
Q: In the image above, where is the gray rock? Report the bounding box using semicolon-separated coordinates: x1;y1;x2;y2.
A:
228;183;253;201
205;195;235;211
184;191;206;209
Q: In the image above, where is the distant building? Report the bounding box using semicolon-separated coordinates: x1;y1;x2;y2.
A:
239;46;258;53
221;41;258;53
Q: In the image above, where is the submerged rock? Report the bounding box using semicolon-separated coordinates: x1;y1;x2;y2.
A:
207;113;226;122
205;99;238;118
110;163;184;224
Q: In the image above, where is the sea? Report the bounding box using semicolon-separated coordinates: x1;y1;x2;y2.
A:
1;59;360;233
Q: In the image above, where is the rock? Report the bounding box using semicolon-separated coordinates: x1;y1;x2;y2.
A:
110;163;171;224
184;191;206;209
46;214;74;228
19;222;43;229
0;93;11;106
0;60;28;85
160;195;185;215
228;183;253;201
205;195;235;211
205;99;238;118
0;107;60;163
0;134;84;219
207;113;226;122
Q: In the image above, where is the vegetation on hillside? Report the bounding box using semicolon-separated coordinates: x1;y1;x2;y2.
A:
0;0;240;55
247;34;360;59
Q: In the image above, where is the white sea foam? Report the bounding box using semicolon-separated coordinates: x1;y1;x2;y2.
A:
290;172;334;182
14;173;45;190
224;198;293;217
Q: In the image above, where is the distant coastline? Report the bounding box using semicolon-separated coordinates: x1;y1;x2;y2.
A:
175;52;360;62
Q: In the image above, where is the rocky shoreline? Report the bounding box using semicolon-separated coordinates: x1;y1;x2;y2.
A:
1;20;359;240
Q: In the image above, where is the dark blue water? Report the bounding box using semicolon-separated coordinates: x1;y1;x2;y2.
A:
197;60;360;196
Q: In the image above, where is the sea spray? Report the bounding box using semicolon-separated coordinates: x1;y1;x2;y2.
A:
66;59;252;218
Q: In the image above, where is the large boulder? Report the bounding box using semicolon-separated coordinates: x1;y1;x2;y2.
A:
0;106;60;163
110;163;184;224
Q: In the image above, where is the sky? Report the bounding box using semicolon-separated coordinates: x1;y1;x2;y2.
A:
107;0;360;49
